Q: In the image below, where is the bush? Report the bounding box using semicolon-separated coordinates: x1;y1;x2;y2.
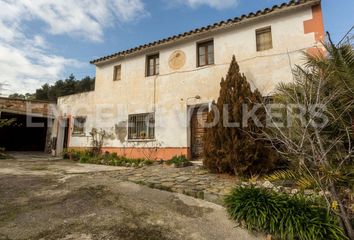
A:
79;155;90;163
166;155;192;168
63;149;82;161
65;150;154;168
0;148;12;159
203;56;279;176
224;186;347;240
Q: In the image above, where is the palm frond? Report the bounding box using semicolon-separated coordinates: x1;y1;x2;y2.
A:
265;170;297;182
266;169;317;190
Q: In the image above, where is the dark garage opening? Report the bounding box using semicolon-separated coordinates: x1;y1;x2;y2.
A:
0;112;48;151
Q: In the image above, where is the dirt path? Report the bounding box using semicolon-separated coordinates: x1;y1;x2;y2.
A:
0;156;260;240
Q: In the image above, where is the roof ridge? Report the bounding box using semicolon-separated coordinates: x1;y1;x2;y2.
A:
91;0;320;65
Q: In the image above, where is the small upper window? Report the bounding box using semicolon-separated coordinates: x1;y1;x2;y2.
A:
146;54;159;76
197;40;214;67
113;65;121;81
256;27;273;51
73;116;86;135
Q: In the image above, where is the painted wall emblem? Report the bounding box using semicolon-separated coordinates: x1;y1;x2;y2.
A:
168;50;186;70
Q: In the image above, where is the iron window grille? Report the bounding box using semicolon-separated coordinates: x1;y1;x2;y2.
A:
72;116;86;135
128;113;155;140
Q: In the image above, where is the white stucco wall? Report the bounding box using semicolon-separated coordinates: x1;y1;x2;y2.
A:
57;5;321;150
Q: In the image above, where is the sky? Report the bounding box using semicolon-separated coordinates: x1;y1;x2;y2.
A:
0;0;353;96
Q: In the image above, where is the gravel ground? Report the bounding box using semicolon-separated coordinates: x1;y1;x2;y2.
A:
0;153;261;240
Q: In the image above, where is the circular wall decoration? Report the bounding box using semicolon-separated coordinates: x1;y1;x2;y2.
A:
168;50;186;70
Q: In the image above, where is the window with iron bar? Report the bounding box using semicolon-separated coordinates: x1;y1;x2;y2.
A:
128;113;155;140
73;116;86;135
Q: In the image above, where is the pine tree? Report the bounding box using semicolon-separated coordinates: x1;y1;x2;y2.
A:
203;56;278;176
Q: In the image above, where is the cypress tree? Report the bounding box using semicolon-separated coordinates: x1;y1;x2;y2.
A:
203;56;278;176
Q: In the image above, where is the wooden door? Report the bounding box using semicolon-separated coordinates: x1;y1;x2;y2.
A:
191;108;208;159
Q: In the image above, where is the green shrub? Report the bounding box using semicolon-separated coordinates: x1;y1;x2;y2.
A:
79;156;90;163
224;186;347;240
63;149;84;161
62;149;70;159
66;149;154;168
166;155;192;168
0;148;12;159
143;160;154;166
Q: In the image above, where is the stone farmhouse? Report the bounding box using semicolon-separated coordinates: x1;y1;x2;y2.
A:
51;0;325;160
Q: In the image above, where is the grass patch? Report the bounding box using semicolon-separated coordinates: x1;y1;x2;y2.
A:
64;150;154;168
165;155;192;168
0;149;13;160
224;186;347;240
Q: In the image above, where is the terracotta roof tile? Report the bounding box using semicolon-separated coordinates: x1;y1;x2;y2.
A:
90;0;320;65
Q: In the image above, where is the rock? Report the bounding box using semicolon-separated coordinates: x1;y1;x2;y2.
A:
160;179;175;183
219;189;231;195
183;189;198;198
265;234;273;240
283;187;291;194
196;191;204;199
262;181;274;189
153;183;162;189
188;179;200;183
291;189;299;194
208;188;220;194
146;180;160;186
304;189;315;195
318;190;331;196
204;193;223;205
193;185;205;191
256;181;263;185
171;187;184;194
161;182;175;188
175;176;190;182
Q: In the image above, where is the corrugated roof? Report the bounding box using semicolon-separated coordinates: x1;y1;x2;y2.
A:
90;0;320;65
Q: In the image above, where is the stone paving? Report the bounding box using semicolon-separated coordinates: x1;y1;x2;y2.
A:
106;163;240;205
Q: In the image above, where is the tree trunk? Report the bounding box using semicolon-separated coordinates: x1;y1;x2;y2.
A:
330;183;354;240
314;128;354;239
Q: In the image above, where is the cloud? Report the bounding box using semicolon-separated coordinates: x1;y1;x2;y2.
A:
0;0;148;95
0;37;85;96
171;0;239;10
0;0;148;42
